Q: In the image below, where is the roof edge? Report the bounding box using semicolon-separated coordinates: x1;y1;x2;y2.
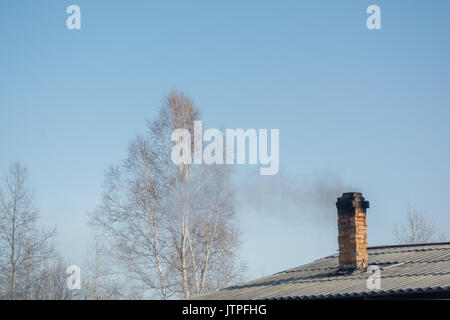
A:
270;285;450;300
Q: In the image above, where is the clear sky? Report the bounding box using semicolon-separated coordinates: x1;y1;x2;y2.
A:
1;1;450;280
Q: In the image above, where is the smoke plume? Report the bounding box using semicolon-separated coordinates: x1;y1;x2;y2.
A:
236;170;357;222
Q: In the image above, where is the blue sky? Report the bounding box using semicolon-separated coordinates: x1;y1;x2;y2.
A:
1;1;450;279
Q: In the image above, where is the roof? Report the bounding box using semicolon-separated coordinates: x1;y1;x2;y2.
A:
197;242;450;300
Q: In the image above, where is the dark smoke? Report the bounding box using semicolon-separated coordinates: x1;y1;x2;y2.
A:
236;170;357;222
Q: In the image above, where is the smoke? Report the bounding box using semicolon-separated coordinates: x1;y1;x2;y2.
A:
236;170;357;222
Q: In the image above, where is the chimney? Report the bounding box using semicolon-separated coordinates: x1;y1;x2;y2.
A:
336;192;370;271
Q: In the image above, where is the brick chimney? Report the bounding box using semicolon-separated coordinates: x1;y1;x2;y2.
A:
336;192;370;271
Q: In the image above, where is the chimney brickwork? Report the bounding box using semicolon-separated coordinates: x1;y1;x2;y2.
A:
336;192;370;271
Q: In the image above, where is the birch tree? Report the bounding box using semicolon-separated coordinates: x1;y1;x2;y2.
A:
394;206;447;244
0;162;56;299
30;258;73;300
78;234;123;300
91;90;245;299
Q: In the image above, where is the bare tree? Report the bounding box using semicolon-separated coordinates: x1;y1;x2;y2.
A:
394;206;446;244
91;90;245;299
29;258;73;300
161;164;245;298
0;162;56;299
78;234;124;300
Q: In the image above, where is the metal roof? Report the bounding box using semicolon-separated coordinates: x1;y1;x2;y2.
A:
197;242;450;300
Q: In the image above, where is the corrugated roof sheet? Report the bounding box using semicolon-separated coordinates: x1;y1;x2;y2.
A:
197;242;450;300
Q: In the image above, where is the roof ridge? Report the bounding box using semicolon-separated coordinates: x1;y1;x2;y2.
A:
279;244;450;274
283;256;450;275
368;242;450;250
